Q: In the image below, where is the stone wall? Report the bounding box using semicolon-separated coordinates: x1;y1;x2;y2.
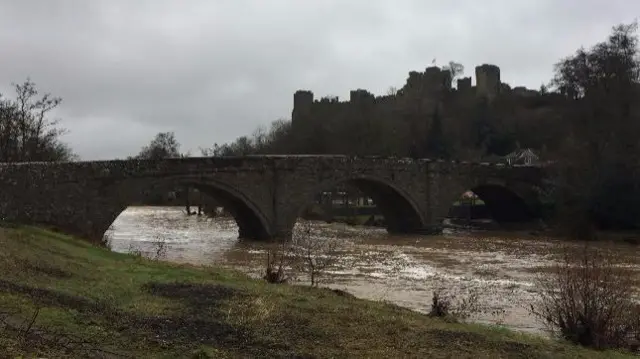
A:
0;156;547;243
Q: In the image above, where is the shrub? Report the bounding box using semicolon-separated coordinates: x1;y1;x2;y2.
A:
263;235;297;284
428;289;483;322
429;291;451;318
263;221;346;287
291;221;343;287
263;248;290;284
530;246;640;351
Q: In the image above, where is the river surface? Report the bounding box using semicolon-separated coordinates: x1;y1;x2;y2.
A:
105;206;640;335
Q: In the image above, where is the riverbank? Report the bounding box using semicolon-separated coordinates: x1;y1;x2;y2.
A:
0;226;634;358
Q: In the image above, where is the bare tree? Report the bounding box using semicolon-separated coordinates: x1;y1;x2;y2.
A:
0;78;76;162
443;61;465;87
201;119;294;157
200;143;226;157
251;125;268;152
291;221;344;287
136;131;181;159
263;118;293;153
529;246;640;350
134;132;198;213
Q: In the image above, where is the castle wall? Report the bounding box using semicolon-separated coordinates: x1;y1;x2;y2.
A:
457;77;472;92
290;63;540;149
291;90;314;130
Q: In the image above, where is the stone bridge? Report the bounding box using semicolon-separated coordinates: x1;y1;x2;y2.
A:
0;155;549;242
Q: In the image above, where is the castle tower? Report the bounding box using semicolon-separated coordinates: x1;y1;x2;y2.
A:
292;90;314;130
424;66;452;93
403;71;423;93
475;64;501;99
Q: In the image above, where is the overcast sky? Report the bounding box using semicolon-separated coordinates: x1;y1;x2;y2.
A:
0;1;637;160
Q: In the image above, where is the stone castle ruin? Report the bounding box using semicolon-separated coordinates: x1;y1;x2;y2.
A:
291;63;540;133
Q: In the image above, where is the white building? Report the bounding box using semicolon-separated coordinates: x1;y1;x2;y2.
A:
504;148;539;166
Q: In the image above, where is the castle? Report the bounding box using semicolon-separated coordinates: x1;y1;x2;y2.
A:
291;63;540;133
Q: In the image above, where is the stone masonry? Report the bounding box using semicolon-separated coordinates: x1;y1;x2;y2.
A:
0;156;547;242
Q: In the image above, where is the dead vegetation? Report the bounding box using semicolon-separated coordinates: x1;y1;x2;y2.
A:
428;288;489;322
263;221;346;287
263;240;293;284
529;246;640;352
290;221;345;287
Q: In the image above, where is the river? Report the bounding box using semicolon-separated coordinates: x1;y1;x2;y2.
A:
105;206;640;335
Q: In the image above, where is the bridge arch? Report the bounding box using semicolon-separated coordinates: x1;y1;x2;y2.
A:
290;174;426;235
98;176;271;242
444;178;542;226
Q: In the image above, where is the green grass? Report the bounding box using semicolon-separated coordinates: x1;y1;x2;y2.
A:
0;226;635;358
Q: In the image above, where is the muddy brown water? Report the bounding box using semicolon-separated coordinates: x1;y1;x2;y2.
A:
105;206;640;335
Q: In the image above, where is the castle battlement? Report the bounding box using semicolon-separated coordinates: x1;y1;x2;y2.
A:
291;63;538;128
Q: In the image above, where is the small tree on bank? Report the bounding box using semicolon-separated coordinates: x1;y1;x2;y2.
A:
291;221;343;287
263;221;345;287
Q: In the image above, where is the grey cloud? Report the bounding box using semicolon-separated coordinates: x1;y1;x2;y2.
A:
0;0;638;159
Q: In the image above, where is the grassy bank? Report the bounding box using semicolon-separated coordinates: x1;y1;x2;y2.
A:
0;226;633;358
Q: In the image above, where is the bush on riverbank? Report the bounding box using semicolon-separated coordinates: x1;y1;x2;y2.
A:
530;247;640;352
262;222;346;287
0;226;636;358
429;289;484;323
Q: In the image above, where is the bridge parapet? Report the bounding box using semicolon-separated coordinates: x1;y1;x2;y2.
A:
0;155;547;196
